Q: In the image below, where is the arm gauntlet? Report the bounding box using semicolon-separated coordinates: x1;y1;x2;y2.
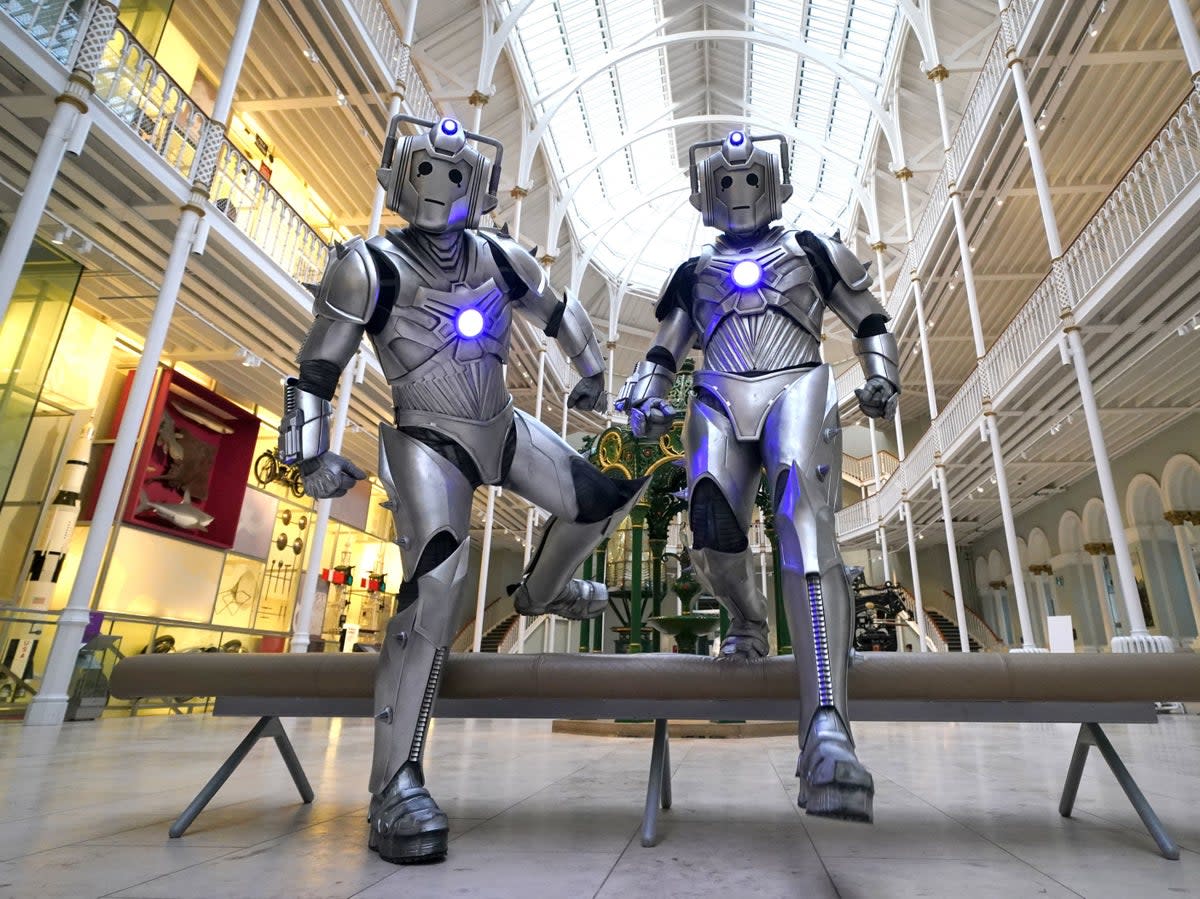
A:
617;360;675;407
279;378;331;465
553;291;605;378
851;332;901;390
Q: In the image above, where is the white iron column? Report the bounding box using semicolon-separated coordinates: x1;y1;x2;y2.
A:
893;404;928;651
471;486;498;652
291;357;360;652
934;458;971;652
367;89;405;236
510;186;527;244
895;166;968;648
1166;511;1200;648
1084;543;1117;645
0;2;118;325
26;0;263;725
867;419;891;582
1063;315;1166;650
468;91;489;135
983;405;1040;650
402;0;420;42
1001;0;1171;652
1168;0;1200;77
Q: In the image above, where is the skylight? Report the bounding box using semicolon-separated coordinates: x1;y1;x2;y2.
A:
499;0;903;293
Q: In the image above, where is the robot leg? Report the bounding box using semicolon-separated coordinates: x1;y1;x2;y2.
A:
369;425;474;863
503;411;648;620
684;397;769;658
764;367;873;823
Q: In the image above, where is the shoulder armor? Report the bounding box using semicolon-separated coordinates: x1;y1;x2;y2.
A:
693;243;716;275
313;237;379;325
814;232;871;292
478;229;548;297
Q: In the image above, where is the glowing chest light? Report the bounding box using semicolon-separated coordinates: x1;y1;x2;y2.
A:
455;308;485;338
731;259;763;289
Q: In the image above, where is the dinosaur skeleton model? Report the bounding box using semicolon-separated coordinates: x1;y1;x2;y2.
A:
279;115;646;864
616;130;900;823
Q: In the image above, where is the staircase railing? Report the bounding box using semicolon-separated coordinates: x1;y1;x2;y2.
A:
502;614;549;654
892;585;947;653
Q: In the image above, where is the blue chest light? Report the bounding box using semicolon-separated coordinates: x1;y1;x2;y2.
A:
455;308;485;338
731;259;763;289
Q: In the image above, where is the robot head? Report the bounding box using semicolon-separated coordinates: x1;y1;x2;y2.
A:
377;115;502;233
688;130;793;236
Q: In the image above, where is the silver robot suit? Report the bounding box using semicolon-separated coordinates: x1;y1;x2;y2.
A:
279;115;647;865
616;130;900;824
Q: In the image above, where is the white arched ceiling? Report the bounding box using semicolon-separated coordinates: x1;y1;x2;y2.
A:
1162;453;1200;511
496;0;907;292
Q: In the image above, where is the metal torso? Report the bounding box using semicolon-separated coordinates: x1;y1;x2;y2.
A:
689;226;828;441
368;228;515;481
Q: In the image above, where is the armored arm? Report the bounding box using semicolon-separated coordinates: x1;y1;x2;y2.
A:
481;231;607;410
614;260;698;438
280;239;374;497
806;232;900;420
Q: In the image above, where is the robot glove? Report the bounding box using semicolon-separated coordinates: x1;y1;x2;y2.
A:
567;372;608;413
300;452;367;499
855;375;899;421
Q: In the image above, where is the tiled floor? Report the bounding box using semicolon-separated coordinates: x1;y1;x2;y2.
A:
1;712;1197;898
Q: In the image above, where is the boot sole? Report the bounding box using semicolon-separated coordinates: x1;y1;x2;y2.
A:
370;828;449;864
798;761;874;823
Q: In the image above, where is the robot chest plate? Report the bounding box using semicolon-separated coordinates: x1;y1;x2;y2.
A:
693;247;823;339
386;278;511;371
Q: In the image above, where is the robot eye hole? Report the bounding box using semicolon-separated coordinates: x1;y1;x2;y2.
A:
720;175;733;190
417;161;433;176
448;168;464;185
746;173;760;187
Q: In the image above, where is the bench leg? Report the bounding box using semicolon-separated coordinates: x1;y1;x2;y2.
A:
169;716;313;838
1059;722;1179;861
268;718;314;804
661;722;672;811
641;718;670;847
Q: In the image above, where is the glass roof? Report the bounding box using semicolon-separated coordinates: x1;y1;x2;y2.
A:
498;0;904;293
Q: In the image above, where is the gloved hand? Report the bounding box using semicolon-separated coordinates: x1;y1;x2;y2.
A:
614;395;677;439
299;452;367;499
855;376;899;421
567;372;607;412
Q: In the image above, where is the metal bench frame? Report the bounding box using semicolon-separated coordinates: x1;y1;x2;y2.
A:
154;695;1181;860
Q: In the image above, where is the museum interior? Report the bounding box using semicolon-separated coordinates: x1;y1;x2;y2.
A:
1;0;1199;895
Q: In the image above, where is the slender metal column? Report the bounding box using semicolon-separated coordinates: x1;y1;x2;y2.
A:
1166;513;1200;648
1167;0;1200;78
25;0;263;726
0;2;118;326
291;357;360;652
470;486;497;652
516;504;534;652
867;419;890;582
367;90;404;236
983;406;1040;650
1000;0;1171;652
402;0;420;43
934;459;970;652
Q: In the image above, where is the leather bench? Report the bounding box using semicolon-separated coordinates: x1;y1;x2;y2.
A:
110;651;1200;858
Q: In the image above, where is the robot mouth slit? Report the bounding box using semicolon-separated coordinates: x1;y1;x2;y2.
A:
424;198;446;206
732;205;751;210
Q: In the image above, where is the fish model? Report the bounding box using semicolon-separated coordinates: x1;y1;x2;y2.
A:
136;490;214;531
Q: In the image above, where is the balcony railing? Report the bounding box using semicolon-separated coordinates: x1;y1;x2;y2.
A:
4;0;89;65
89;18;329;282
838;86;1200;541
344;0;437;122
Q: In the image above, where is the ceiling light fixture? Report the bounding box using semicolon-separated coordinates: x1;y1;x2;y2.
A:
51;226;71;245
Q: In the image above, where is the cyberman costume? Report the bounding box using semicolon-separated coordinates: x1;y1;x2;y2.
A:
616;131;900;823
280;116;646;864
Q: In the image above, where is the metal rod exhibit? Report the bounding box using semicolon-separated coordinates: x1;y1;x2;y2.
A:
26;1;264;725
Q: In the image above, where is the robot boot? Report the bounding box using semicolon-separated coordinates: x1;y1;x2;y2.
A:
787;567;874;823
368;539;469;863
510;473;648;620
691;546;769;659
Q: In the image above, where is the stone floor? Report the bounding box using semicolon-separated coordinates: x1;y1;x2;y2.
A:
0;712;1198;898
